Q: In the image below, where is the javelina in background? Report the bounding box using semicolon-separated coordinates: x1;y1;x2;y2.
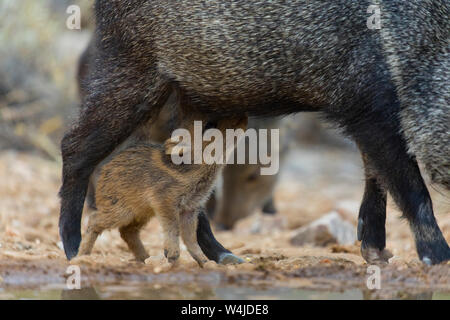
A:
60;0;450;265
78;110;248;266
212;117;293;230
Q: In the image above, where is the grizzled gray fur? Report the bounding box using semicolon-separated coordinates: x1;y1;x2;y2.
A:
60;0;449;264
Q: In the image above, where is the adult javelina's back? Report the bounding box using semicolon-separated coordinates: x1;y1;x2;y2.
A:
59;0;450;264
96;0;449;185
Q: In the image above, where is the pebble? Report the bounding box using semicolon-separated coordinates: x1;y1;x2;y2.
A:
56;241;64;251
145;255;173;273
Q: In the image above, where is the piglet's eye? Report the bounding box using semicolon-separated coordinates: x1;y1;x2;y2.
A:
247;172;259;182
204;121;218;130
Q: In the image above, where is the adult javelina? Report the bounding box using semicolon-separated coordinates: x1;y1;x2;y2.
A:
60;0;450;264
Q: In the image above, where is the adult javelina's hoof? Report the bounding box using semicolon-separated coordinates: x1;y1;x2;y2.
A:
218;253;245;265
361;247;393;265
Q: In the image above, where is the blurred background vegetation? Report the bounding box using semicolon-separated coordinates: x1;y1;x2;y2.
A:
0;0;94;161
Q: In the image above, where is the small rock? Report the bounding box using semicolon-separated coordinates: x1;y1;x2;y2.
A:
290;211;356;247
13;241;32;251
144;255;165;266
145;255;172;273
56;241;64;251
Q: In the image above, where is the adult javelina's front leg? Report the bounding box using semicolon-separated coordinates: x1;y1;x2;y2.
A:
60;39;170;260
60;76;169;259
197;211;244;265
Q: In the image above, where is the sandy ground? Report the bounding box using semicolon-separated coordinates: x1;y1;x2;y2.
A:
0;146;449;299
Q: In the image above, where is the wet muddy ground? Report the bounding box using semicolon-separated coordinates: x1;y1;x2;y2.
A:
0;144;449;300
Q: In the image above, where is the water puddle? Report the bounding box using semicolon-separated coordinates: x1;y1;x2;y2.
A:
0;284;448;300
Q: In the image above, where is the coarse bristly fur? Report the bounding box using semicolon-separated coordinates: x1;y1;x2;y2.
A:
60;0;449;264
78;113;247;266
376;1;450;190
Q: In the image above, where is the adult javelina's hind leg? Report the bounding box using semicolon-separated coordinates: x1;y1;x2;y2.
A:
197;211;244;265
342;94;450;265
59;56;170;260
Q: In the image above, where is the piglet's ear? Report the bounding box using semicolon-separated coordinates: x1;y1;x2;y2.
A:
164;139;180;156
164;137;189;157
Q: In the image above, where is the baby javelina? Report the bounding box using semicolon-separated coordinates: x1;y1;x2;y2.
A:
78;113;248;267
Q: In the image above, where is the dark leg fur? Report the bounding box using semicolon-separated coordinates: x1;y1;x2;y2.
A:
86;179;97;210
205;190;217;219
262;197;277;215
357;156;392;264
197;211;244;265
341;101;450;265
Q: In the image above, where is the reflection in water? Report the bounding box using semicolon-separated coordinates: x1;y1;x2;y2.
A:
0;284;447;300
61;284;217;300
362;290;434;300
61;287;100;300
54;285;448;300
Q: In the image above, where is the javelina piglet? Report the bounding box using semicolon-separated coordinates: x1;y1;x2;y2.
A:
78;114;248;266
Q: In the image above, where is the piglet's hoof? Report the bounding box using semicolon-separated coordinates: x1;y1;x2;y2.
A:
361;247;393;265
218;253;245;265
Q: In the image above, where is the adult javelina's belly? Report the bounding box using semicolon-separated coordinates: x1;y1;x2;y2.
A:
151;1;371;114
